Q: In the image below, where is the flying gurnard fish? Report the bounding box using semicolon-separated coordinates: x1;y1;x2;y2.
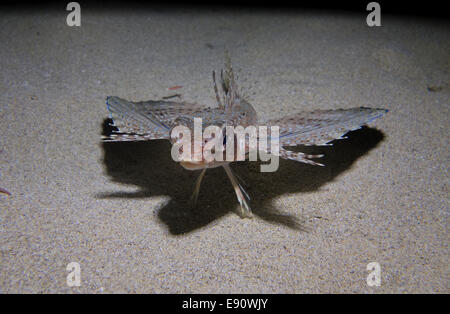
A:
103;53;388;218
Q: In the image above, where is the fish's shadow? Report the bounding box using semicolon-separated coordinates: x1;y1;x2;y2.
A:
99;119;385;235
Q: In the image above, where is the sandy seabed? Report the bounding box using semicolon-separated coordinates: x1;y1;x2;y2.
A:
0;8;448;293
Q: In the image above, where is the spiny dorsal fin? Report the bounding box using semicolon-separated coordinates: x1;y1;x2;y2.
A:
221;50;240;112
